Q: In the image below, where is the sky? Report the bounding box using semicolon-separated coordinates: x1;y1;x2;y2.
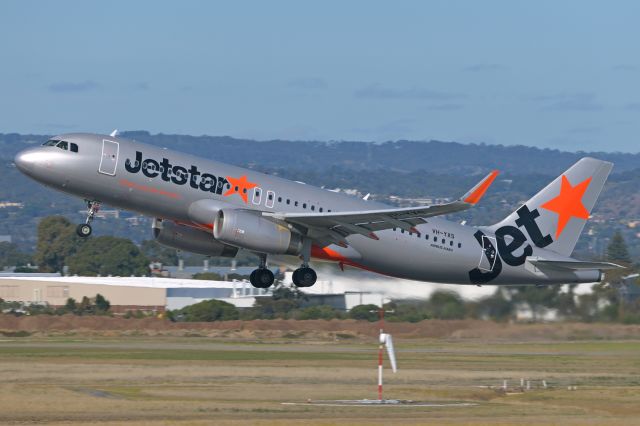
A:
1;0;639;152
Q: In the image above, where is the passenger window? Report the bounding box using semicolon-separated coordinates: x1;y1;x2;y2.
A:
458;242;462;248
70;143;78;153
252;187;262;205
303;203;307;209
311;205;315;211
319;207;323;212
265;190;275;208
441;238;445;244
286;199;290;205
425;235;429;240
450;241;454;246
401;229;404;234
278;197;282;203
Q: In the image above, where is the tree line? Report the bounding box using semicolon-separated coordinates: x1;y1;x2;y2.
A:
0;293;111;316
1;215;638;324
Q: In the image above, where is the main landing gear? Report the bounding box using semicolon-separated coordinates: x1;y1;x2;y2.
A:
249;238;318;289
292;267;317;288
249;254;275;289
292;238;317;288
76;200;100;238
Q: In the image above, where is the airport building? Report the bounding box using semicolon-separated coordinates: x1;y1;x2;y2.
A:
0;275;383;313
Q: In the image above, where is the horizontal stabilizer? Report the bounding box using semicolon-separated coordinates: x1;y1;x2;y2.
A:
527;257;624;271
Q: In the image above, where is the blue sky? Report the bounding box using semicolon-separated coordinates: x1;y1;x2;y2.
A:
1;0;639;152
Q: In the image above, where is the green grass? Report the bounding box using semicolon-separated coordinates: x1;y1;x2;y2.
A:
1;336;640;425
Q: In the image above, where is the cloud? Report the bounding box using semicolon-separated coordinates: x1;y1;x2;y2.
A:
47;80;100;93
287;77;327;90
525;93;603;111
567;125;601;135
424;103;464;111
623;102;640;111
462;64;506;72
612;64;639;72
354;84;465;101
132;82;150;91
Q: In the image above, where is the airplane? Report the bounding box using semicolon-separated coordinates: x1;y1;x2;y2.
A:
14;132;622;288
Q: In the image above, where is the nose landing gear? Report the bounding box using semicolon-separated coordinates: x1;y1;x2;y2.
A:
76;200;100;238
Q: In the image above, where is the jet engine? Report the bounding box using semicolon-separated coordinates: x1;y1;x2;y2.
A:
153;219;238;257
213;209;302;255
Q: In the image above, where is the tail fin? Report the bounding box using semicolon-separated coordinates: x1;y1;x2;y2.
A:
490;157;613;257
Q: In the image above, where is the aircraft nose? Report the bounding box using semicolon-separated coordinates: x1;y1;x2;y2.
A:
14;150;29;173
14;148;41;174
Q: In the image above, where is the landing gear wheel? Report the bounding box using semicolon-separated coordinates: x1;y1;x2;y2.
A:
250;268;274;289
76;223;92;238
77;200;100;238
292;267;317;288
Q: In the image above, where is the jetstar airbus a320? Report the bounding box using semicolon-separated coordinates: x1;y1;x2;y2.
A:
14;132;622;288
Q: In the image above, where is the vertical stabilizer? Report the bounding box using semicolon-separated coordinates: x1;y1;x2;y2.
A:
490;157;612;257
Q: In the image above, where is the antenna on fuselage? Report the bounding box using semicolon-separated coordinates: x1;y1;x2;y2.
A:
110;129;119;137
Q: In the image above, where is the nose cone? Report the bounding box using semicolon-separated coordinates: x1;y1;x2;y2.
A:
14;149;32;174
14;148;47;176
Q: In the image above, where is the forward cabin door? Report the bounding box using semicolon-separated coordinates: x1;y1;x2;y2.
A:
99;139;119;176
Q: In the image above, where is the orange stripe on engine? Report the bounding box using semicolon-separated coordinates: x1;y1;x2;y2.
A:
175;220;213;232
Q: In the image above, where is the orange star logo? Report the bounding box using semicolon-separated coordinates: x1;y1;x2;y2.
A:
223;175;258;203
540;175;592;239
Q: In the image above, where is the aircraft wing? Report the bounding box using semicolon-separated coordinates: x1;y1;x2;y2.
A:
263;170;498;244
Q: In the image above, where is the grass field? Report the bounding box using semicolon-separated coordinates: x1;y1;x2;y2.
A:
1;333;640;425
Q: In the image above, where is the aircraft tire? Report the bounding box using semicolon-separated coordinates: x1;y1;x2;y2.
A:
250;268;274;288
76;223;92;238
293;267;316;287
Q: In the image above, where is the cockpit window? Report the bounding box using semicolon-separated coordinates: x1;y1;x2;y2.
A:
42;139;78;152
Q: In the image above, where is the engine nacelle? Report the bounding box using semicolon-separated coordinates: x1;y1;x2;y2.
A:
213;209;302;255
153;219;238;258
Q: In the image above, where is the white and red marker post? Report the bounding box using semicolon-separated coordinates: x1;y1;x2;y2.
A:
371;307;397;401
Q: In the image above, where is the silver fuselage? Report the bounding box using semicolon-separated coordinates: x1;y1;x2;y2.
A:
14;133;601;286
